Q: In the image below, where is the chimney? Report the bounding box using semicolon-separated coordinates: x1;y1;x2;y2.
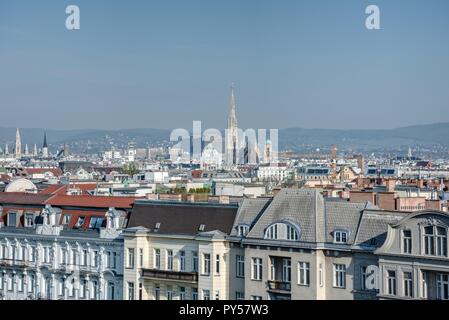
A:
386;179;396;193
219;195;230;204
417;179;424;189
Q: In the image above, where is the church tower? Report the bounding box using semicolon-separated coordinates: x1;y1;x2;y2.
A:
226;84;239;165
42;131;49;158
15;128;22;159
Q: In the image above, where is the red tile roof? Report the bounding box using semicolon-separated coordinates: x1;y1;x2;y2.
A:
45;194;137;209
39;183;98;195
23;168;63;177
0;192;51;205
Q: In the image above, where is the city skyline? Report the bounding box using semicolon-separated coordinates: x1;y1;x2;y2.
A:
1;0;449;130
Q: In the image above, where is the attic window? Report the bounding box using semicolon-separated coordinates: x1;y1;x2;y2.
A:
154;222;161;231
333;230;349;244
237;225;249;237
74;216;85;229
198;224;205;232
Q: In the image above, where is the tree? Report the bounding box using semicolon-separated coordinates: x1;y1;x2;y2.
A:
122;162;139;176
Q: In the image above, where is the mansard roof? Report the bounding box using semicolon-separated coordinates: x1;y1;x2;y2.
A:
236;188;408;249
128;200;238;236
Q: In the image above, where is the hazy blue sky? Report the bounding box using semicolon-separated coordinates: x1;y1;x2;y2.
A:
1;0;448;130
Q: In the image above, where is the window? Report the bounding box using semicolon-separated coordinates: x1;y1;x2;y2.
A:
92;280;100;300
333;264;346;288
402;230;412;254
28;274;35;293
424;225;448;257
25;213;34;227
437;273;449;300
112;252;117;269
69;279;75;297
215;290;220;300
265;224;278;239
108;282;115;300
0;274;3;290
7;274;13;291
287;225;299;240
179;287;186;300
387;270;397;295
236;292;244;300
92;250;99;267
89;217;104;229
251;295;262;300
62;214;71;225
179;251;186;271
192;288;198;300
71;248;77;265
58;279;64;296
361;266;369;290
127;248;135;269
154;285;160;300
251;258;262;281
298;262;310;286
237;225;249;237
167;250;173;270
139;248;143;267
167;286;173;300
436;227;447;256
264;222;299;241
82;249;88;266
79;279;87;299
7;212;17;227
236;255;245;278
138;283;143;300
202;289;210;300
29;246;35;262
18;274;25;292
282;259;291;283
154;249;161;269
192;251;198;272
74;216;85;229
60;248;67;265
334;230;348;244
215;254;220;274
203;254;211;275
403;272;413;298
127;282;135;300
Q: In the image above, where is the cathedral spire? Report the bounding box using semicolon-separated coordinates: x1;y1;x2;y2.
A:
227;83;238;130
43;131;48;148
15;128;22;159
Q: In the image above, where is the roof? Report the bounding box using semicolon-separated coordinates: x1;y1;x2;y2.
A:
127;200;239;235
0;192;51;205
44;194;136;209
353;210;407;248
23;168;63;177
230;198;272;236
39;183;98;195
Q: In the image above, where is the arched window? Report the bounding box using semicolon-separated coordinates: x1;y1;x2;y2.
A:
264;222;300;241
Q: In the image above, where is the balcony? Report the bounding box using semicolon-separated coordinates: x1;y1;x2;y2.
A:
141;268;198;283
0;258;33;268
267;280;291;293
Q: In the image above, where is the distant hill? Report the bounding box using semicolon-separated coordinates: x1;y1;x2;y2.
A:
0;123;448;155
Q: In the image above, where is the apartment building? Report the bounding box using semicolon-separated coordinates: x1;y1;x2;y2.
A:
122;200;238;300
227;189;449;300
0;193;135;300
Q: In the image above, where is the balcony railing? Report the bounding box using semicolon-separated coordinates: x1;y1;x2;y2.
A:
0;258;33;268
267;280;291;292
141;268;198;283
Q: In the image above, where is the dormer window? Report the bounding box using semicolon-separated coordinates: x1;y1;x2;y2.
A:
74;216;85;229
423;225;447;257
264;222;300;241
334;230;349;244
7;212;17;227
198;224;205;232
237;225;249;237
24;213;34;227
154;222;161;232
